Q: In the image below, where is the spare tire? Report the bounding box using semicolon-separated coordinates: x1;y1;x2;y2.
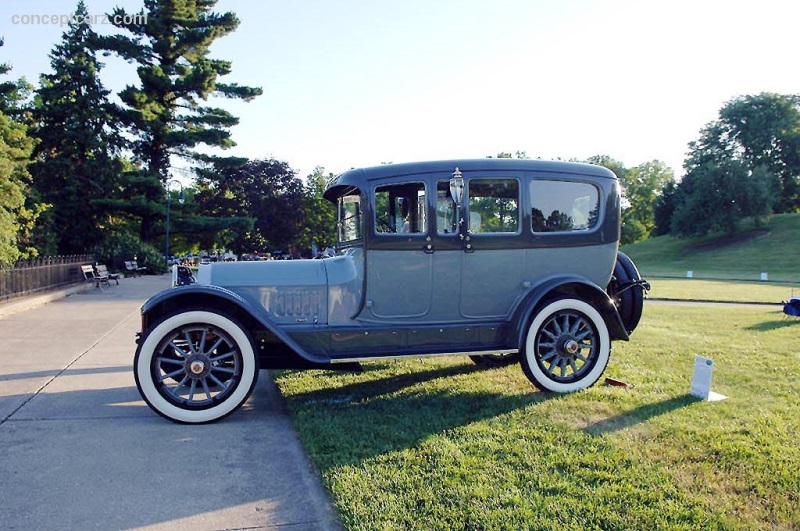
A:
607;252;649;334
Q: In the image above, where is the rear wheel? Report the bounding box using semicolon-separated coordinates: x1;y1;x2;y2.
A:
521;298;610;393
134;310;258;423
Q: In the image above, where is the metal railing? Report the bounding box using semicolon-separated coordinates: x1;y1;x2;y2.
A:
0;255;95;303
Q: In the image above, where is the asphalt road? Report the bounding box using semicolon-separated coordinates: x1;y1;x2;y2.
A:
0;276;341;531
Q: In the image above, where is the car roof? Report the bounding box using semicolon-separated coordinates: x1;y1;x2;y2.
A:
323;159;617;201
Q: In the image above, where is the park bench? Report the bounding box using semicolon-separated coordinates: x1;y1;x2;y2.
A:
124;260;147;277
95;264;120;285
81;264;109;290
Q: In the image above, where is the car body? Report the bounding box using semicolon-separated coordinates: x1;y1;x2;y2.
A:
134;159;649;423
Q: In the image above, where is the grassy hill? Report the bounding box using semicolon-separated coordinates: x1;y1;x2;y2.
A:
622;213;800;283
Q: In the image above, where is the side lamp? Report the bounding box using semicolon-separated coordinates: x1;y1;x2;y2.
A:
449;167;466;238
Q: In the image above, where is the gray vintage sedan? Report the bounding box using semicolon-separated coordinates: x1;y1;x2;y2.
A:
134;159;648;423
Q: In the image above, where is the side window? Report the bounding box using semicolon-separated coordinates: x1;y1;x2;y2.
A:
374;182;427;234
530;180;599;233
338;193;362;242
436;180;457;235
467;179;519;233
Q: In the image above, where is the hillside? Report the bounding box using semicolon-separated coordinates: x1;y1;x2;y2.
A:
622;213;800;282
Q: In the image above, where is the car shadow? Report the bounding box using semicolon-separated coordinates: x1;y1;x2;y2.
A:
268;362;556;471
582;394;701;436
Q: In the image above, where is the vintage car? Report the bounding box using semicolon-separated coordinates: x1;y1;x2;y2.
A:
134;159;649;423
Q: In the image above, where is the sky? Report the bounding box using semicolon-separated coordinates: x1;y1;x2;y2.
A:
2;0;800;181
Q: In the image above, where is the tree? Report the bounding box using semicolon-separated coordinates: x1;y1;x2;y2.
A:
194;159;303;255
584;155;626;182
584;155;675;244
670;159;773;237
663;93;795;237
30;1;124;255
0;39;33;119
98;0;262;243
0;111;37;266
686;93;800;212
653;180;677;236
622;160;675;241
297;167;337;253
0;39;41;264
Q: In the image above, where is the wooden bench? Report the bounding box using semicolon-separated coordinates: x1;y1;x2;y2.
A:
95;264;120;285
124;260;147;277
81;264;109;289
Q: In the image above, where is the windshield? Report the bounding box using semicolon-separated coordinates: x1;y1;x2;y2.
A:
338;192;362;242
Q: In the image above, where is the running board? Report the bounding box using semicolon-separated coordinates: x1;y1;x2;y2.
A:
331;349;518;364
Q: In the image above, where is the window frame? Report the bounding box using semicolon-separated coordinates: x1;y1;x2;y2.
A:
465;176;522;236
529;178;601;235
371;180;429;237
337;190;364;244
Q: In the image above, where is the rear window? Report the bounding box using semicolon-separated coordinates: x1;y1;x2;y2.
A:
530;180;599;233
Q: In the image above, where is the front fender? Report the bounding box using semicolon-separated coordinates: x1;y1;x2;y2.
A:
140;285;330;364
510;275;629;351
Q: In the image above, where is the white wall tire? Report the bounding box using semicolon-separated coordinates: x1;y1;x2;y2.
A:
521;298;610;393
134;310;258;423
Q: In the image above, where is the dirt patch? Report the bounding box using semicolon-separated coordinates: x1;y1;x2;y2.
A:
684;229;770;252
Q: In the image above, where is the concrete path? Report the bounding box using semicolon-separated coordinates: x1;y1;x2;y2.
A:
0;276;341;531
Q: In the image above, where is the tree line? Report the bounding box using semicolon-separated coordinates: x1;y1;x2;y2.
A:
0;0;336;269
1;0;798;269
655;93;800;237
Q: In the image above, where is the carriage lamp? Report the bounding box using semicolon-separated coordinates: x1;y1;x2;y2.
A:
449;167;464;206
450;167;466;238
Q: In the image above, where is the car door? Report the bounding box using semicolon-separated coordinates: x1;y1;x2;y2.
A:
430;171;526;320
365;179;433;319
459;174;525;318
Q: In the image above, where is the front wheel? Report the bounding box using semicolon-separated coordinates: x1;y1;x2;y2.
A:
134;310;258;423
521;298;610;393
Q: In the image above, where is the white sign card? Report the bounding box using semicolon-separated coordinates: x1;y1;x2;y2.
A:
690;355;727;401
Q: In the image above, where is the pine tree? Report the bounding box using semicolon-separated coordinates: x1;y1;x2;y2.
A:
0;38;33;119
0;111;38;267
0;39;41;265
98;0;262;243
30;1;123;255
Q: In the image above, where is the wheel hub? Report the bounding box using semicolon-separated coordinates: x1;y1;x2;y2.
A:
556;336;580;357
563;339;580;355
185;355;210;379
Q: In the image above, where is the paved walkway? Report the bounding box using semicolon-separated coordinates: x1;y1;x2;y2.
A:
0;276;341;531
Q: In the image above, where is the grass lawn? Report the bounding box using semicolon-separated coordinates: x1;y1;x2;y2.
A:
647;278;797;304
622;213;800;283
273;304;800;530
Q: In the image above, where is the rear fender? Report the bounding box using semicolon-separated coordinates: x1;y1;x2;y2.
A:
139;285;329;364
511;275;629;350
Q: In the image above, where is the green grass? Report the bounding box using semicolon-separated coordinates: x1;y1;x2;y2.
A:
647;278;797;304
622;213;800;282
273;304;800;530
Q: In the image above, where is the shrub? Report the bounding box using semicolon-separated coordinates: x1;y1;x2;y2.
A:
93;231;167;274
